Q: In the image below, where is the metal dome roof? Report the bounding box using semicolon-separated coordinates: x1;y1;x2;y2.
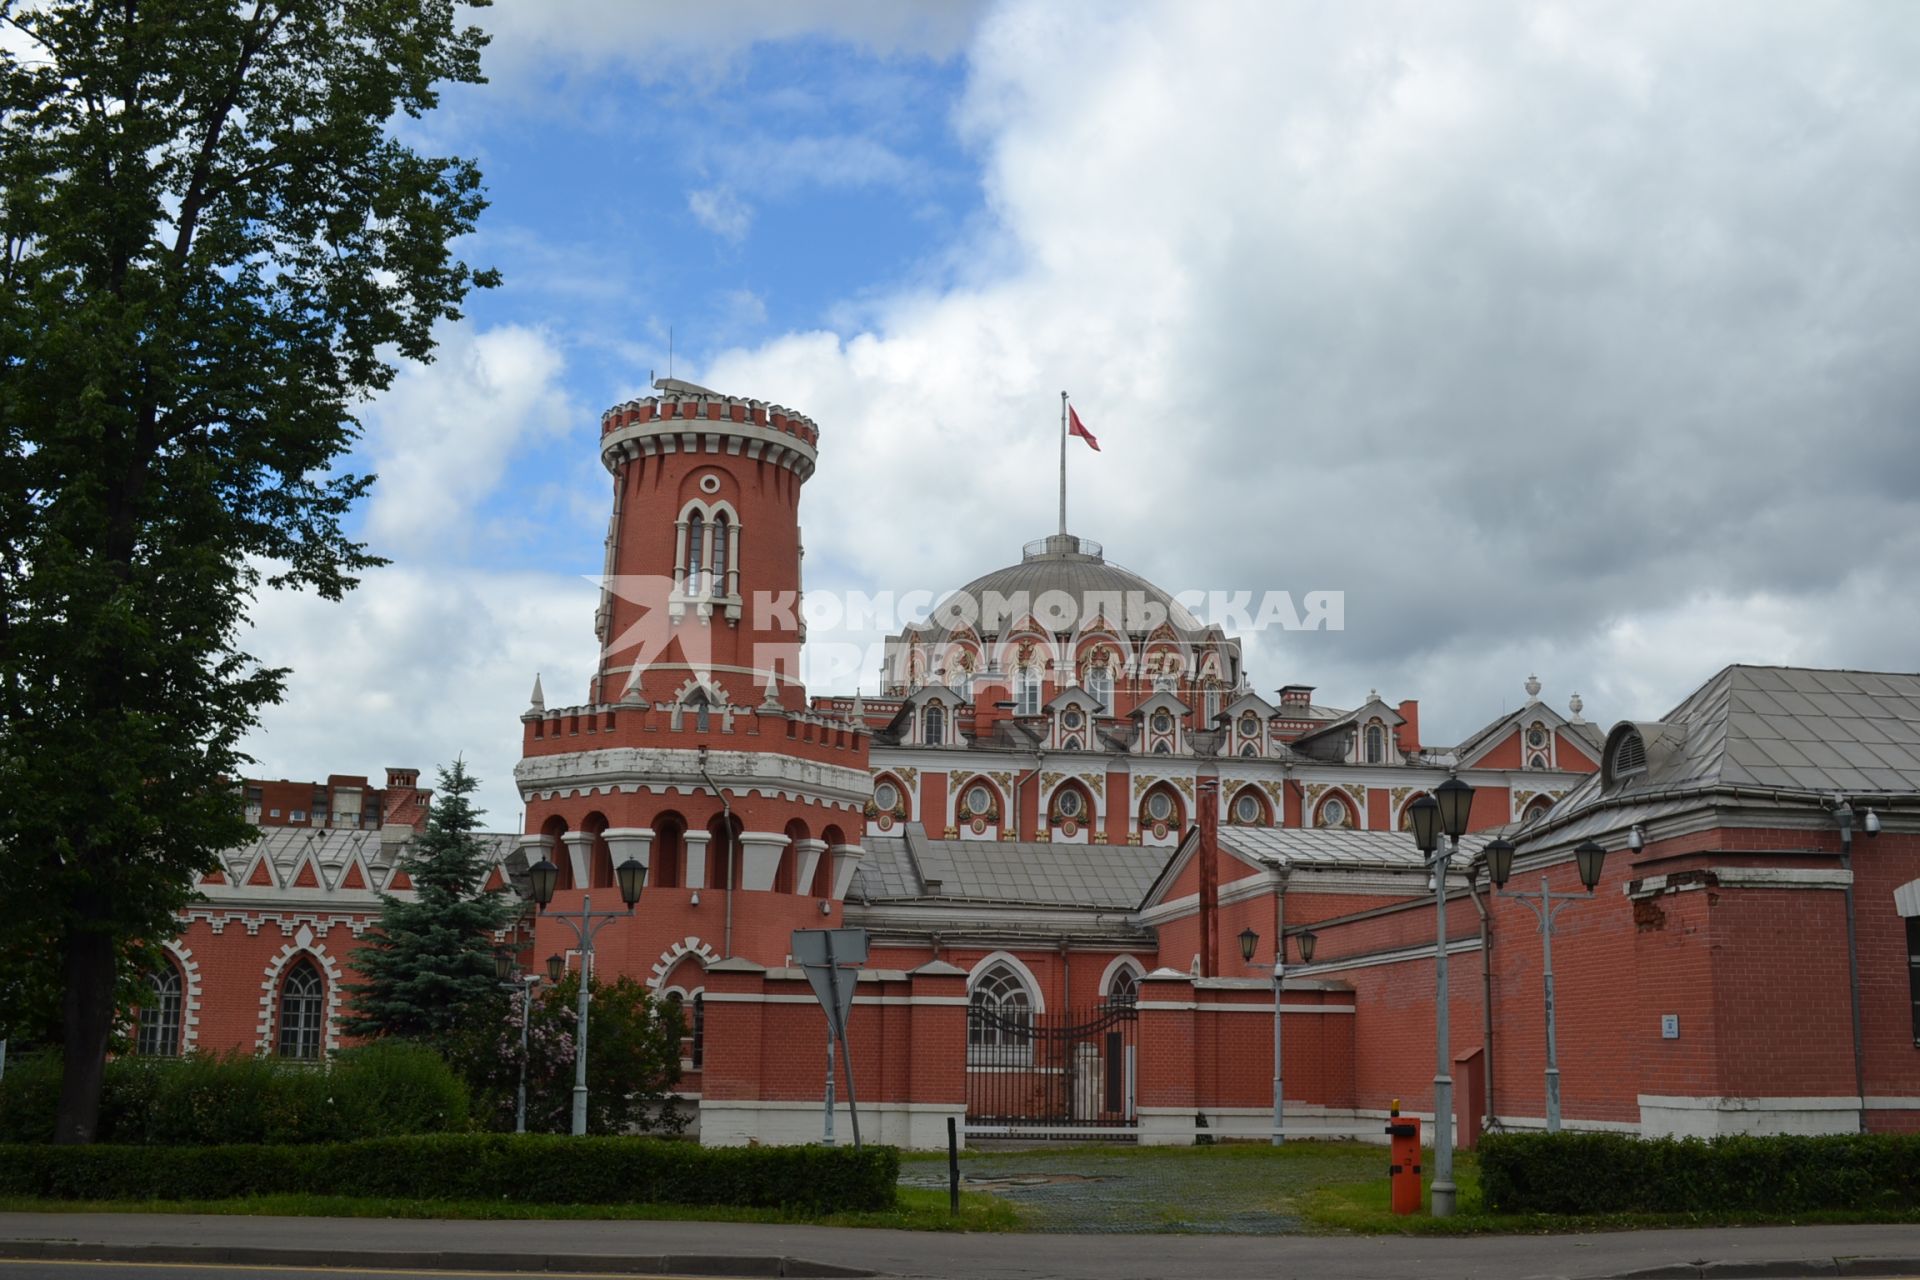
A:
920;534;1206;640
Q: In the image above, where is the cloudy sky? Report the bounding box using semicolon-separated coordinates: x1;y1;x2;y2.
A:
241;0;1920;822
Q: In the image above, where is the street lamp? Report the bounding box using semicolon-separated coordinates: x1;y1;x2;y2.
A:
1409;777;1472;1218
493;950;543;1134
1237;922;1318;1146
526;852;647;1135
1484;836;1607;1134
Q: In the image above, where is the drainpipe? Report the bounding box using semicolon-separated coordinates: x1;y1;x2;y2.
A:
1833;797;1869;1131
1465;861;1496;1132
698;747;735;959
1013;753;1045;840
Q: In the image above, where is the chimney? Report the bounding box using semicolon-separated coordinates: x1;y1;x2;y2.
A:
1278;684;1314;709
1395;699;1421;755
1197;777;1220;978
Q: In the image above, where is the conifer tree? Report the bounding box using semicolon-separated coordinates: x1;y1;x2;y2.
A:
343;760;519;1041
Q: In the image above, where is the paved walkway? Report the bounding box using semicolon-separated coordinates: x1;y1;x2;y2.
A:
1;1212;1917;1279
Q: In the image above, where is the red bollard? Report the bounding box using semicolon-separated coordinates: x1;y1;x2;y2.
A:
1384;1100;1422;1216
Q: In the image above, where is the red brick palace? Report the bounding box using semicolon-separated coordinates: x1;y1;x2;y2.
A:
152;379;1920;1147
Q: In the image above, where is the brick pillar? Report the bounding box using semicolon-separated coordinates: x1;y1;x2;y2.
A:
907;959;969;1148
1136;969;1199;1145
696;956;765;1145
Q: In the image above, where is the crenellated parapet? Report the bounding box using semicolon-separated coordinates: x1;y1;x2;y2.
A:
599;390;819;479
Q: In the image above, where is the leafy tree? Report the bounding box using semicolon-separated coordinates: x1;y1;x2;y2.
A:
444;972;687;1136
0;0;496;1141
343;760;518;1040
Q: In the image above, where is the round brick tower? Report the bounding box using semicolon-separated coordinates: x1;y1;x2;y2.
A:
515;378;871;985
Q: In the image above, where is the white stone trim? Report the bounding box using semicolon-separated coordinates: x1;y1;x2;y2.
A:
648;936;717;991
1097;954;1145;998
515;747;872;808
1289;936;1481;976
698;1099;964;1150
1865;1097;1920;1110
255;930;345;1057
967;949;1046;1013
1134;1001;1355;1014
700;992;971;1006
1637;1094;1864;1138
1894;878;1920;917
737;830;788;892
1626;867;1852;899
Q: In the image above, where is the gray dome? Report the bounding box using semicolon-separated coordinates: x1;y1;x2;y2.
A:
922;534;1206;640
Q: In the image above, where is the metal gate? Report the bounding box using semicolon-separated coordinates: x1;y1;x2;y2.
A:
966;1001;1137;1136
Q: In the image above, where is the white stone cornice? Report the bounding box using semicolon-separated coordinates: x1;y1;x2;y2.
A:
515;746;872;807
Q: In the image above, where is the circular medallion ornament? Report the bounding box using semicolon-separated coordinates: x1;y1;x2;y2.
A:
875;813;894;832
1061;819;1079;837
970;816;987;835
698;473;721;494
1152;820;1169;839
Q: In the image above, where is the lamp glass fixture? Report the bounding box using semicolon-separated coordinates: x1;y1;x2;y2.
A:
1435;776;1475;840
546;953;565;984
527;857;559;907
615;857;647;907
1238;927;1259;963
1483;837;1516;888
1408;794;1441;854
1574;838;1607;892
1295;928;1317;964
493;951;513;983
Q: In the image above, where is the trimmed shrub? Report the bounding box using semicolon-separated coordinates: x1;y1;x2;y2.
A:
1480;1131;1920;1215
0;1043;469;1145
0;1134;900;1213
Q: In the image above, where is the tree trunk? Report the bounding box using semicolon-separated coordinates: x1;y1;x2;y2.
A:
54;926;116;1144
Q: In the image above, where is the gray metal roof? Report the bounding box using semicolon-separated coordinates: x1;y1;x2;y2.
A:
1534;664;1920;844
1221;825;1490;870
852;824;1166;908
916;534;1210;642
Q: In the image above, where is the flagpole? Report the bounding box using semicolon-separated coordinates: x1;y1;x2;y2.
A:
1059;390;1068;538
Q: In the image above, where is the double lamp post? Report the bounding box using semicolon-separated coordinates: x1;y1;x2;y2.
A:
1407;777;1610;1215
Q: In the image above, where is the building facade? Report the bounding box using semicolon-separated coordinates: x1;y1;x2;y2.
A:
146;379;1920;1146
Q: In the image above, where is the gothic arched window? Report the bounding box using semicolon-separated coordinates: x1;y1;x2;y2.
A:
136;963;183;1057
277;958;324;1060
709;513;731;595
685;512;706;595
968;962;1033;1062
924;703;945;745
1365;724;1386;764
1105;965;1140;1006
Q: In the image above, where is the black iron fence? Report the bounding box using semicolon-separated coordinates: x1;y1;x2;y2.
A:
966;1000;1137;1133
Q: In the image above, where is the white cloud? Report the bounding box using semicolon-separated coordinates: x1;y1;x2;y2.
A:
690;0;1920;742
240;566;600;826
687;185;754;242
363;323;575;557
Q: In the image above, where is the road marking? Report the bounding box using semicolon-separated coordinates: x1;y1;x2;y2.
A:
0;1260;728;1279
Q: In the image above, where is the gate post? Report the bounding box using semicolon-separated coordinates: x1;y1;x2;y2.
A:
1135;968;1198;1145
908;959;969;1149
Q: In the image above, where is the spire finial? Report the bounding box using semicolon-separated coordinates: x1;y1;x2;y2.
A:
762;668;781;707
528;674;545;713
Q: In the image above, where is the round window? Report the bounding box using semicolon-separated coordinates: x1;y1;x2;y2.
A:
1323;798;1347;826
1234;793;1261;824
1239;714;1259;736
1151;711;1173;734
1062;709;1084;730
874;782;898;810
1146;791;1173;822
1527;726;1547;748
968;785;991;814
1056;789;1082;818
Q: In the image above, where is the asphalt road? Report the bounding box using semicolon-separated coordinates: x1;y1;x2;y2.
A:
4;1214;1920;1280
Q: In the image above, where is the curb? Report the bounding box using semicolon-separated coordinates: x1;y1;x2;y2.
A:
1607;1259;1920;1280
0;1240;879;1277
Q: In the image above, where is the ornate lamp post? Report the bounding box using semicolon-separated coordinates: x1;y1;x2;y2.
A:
1239;923;1317;1144
493;950;543;1135
1407;775;1473;1217
526;852;647;1135
1481;836;1607;1134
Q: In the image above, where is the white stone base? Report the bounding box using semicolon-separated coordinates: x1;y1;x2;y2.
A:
1638;1095;1863;1138
699;1099;967;1150
1134;1104;1367;1146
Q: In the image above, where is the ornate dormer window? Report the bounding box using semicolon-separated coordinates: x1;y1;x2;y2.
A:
1365;723;1385;764
924;703;945;746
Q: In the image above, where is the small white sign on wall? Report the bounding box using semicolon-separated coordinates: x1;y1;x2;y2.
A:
1661;1014;1680;1039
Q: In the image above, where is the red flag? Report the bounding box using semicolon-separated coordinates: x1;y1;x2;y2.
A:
1068;404;1101;451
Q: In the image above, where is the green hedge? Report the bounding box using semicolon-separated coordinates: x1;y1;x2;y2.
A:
1480;1131;1920;1215
0;1042;469;1145
0;1134;899;1213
